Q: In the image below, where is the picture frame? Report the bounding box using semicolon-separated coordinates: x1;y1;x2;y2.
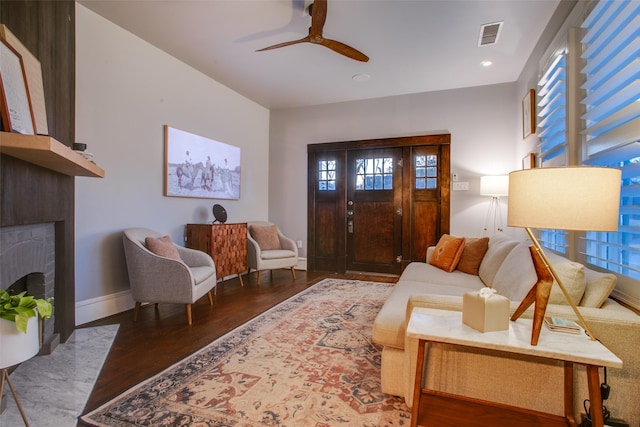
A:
0;38;35;134
164;125;241;199
0;24;48;134
522;88;535;139
522;152;536;169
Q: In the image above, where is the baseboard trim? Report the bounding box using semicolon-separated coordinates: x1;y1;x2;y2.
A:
76;258;308;325
295;257;307;271
75;289;135;326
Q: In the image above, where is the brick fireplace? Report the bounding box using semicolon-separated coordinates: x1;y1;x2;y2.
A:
0;223;59;353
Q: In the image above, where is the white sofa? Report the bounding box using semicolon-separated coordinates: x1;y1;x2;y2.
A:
372;233;640;426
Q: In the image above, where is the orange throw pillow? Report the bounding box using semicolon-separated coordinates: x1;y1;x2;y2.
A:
429;234;466;272
250;224;281;250
145;235;181;261
456;237;489;275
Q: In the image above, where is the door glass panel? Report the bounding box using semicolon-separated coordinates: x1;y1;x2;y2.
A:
318;160;336;191
415;155;438;189
355;157;393;190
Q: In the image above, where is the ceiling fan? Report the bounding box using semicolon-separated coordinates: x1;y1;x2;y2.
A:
256;0;369;62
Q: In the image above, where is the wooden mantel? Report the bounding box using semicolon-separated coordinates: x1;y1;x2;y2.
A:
0;132;105;178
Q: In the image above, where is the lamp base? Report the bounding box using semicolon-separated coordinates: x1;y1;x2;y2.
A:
510;245;554;345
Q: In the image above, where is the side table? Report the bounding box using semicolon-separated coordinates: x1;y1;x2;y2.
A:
406;308;622;427
185;223;247;286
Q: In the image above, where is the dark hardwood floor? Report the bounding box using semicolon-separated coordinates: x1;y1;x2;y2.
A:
78;270;398;422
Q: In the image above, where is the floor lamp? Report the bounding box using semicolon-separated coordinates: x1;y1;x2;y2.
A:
480;175;509;235
507;166;621;345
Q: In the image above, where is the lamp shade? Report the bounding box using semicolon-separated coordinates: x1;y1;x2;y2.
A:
507;167;621;231
480;175;509;196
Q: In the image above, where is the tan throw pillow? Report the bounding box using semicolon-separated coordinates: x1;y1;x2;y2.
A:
429;234;466;273
580;269;617;308
250;224;281;250
145;235;181;261
548;261;586;305
456;237;489;275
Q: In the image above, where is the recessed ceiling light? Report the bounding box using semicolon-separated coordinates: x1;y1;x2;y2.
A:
352;73;371;82
481;60;493;67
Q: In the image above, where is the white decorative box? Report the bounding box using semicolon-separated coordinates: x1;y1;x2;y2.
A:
462;288;510;332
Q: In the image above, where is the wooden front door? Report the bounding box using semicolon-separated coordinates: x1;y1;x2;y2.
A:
346;148;403;274
307;134;450;275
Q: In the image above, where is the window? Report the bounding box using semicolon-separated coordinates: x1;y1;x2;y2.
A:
580;0;640;281
537;50;568;253
355;157;393;190
415;155;437;189
318;160;336;191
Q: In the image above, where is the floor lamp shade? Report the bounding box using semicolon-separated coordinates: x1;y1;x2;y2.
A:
507;167;621;232
480;175;509;197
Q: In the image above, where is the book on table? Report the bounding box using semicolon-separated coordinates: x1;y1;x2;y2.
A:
544;316;582;334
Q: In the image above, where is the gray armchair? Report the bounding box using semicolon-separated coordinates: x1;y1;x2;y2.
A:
247;221;298;285
123;228;217;325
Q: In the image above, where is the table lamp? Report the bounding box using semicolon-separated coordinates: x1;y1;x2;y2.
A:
507;166;621;345
480;175;509;234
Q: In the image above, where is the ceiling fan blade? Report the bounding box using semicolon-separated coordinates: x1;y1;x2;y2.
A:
256;36;310;52
309;0;327;37
320;38;369;62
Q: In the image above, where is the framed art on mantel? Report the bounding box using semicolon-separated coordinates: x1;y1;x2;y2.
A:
0;38;35;135
164;126;241;200
522;89;535;139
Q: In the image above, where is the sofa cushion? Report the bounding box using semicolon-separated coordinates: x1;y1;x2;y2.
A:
429;234;466;272
250;224;281;250
456;237;489;275
400;262;486;289
372;278;483;349
478;233;520;286
545;251;586;305
491;241;538;301
580;268;616;308
145;235;181;261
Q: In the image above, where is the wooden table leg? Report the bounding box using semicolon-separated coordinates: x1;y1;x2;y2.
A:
411;339;427;427
586;365;604;427
563;362;577;427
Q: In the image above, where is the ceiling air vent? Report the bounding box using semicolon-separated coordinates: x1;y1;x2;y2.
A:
478;21;503;46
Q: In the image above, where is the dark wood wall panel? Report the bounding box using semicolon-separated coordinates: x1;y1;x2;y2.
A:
0;0;76;342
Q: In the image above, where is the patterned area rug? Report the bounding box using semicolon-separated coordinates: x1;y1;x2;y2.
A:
80;278;411;426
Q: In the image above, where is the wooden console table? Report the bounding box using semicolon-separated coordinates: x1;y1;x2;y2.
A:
407;308;622;427
185;223;247;286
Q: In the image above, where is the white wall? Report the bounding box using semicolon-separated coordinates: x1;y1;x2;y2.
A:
269;82;520;257
74;4;270;324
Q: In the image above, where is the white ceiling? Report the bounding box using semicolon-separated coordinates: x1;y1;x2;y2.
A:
79;0;561;110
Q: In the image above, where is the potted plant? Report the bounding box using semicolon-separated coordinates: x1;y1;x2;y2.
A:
0;289;52;370
0;289;52;334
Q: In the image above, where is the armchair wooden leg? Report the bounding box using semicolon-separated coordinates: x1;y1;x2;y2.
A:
207;291;214;306
290;267;296;280
133;302;141;321
185;304;192;325
257;270;262;285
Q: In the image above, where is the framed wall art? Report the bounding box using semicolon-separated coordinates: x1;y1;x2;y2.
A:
522;152;536;169
164;126;241;199
0;38;35;135
522;88;535;139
